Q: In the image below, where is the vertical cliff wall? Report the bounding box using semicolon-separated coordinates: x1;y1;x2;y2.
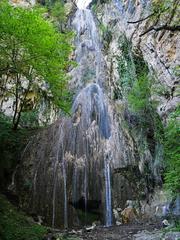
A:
12;0;179;228
94;0;179;122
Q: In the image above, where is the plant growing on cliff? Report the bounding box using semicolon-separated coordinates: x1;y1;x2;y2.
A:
128;74;151;114
117;34;151;98
164;107;180;195
0;1;73;130
47;0;67;31
127;71;164;156
117;35;135;96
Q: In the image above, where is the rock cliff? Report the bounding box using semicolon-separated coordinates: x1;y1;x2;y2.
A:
11;0;179;228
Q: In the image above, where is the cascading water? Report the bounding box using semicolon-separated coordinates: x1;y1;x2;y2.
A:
71;7;105;90
13;0;178;229
104;155;113;226
62;155;68;228
76;0;92;9
113;0;124;14
70;83;112;226
16;0;127;228
173;195;180;216
71;3;113;226
83;156;88;223
52;125;62;228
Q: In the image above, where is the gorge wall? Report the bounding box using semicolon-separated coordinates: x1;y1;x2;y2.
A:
95;0;179;122
11;0;179;228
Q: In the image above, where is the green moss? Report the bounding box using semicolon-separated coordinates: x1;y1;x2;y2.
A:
0;194;47;240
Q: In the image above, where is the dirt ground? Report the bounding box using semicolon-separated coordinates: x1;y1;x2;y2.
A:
79;223;162;240
56;222;163;240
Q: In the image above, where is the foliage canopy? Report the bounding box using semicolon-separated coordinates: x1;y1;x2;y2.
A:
0;0;73;129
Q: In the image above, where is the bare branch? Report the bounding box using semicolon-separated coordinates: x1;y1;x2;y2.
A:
140;25;180;37
127;13;155;24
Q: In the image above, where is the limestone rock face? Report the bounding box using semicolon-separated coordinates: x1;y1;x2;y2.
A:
12;0;179;228
95;0;179;123
14;3;157;228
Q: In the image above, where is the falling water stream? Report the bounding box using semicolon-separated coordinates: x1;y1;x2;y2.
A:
13;0;180;230
18;0;114;228
52;125;62;227
104;158;113;226
72;2;113;226
62;155;68;228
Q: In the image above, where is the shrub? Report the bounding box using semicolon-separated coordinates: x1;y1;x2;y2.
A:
0;194;47;240
164;107;180;195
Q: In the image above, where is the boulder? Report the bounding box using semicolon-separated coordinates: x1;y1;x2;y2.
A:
121;207;138;224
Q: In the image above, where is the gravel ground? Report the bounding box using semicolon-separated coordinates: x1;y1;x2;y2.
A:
46;223;180;240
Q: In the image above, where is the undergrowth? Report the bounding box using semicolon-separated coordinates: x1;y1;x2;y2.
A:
0;194;47;240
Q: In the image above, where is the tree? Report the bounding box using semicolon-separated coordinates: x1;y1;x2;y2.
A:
0;1;73;130
49;1;67;31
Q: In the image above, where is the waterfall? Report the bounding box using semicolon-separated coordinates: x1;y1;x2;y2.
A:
113;0;124;14
62;156;68;228
8;164;19;191
71;8;105;90
52;161;58;228
72;4;113;226
52;125;62;228
76;0;93;10
72;163;77;204
173;195;180;216
154;143;164;184
84;156;88;224
18;1;117;228
61;129;68;229
104;156;112;227
14;0;175;229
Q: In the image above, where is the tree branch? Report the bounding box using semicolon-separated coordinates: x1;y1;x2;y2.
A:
127;13;155;24
140;25;180;37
